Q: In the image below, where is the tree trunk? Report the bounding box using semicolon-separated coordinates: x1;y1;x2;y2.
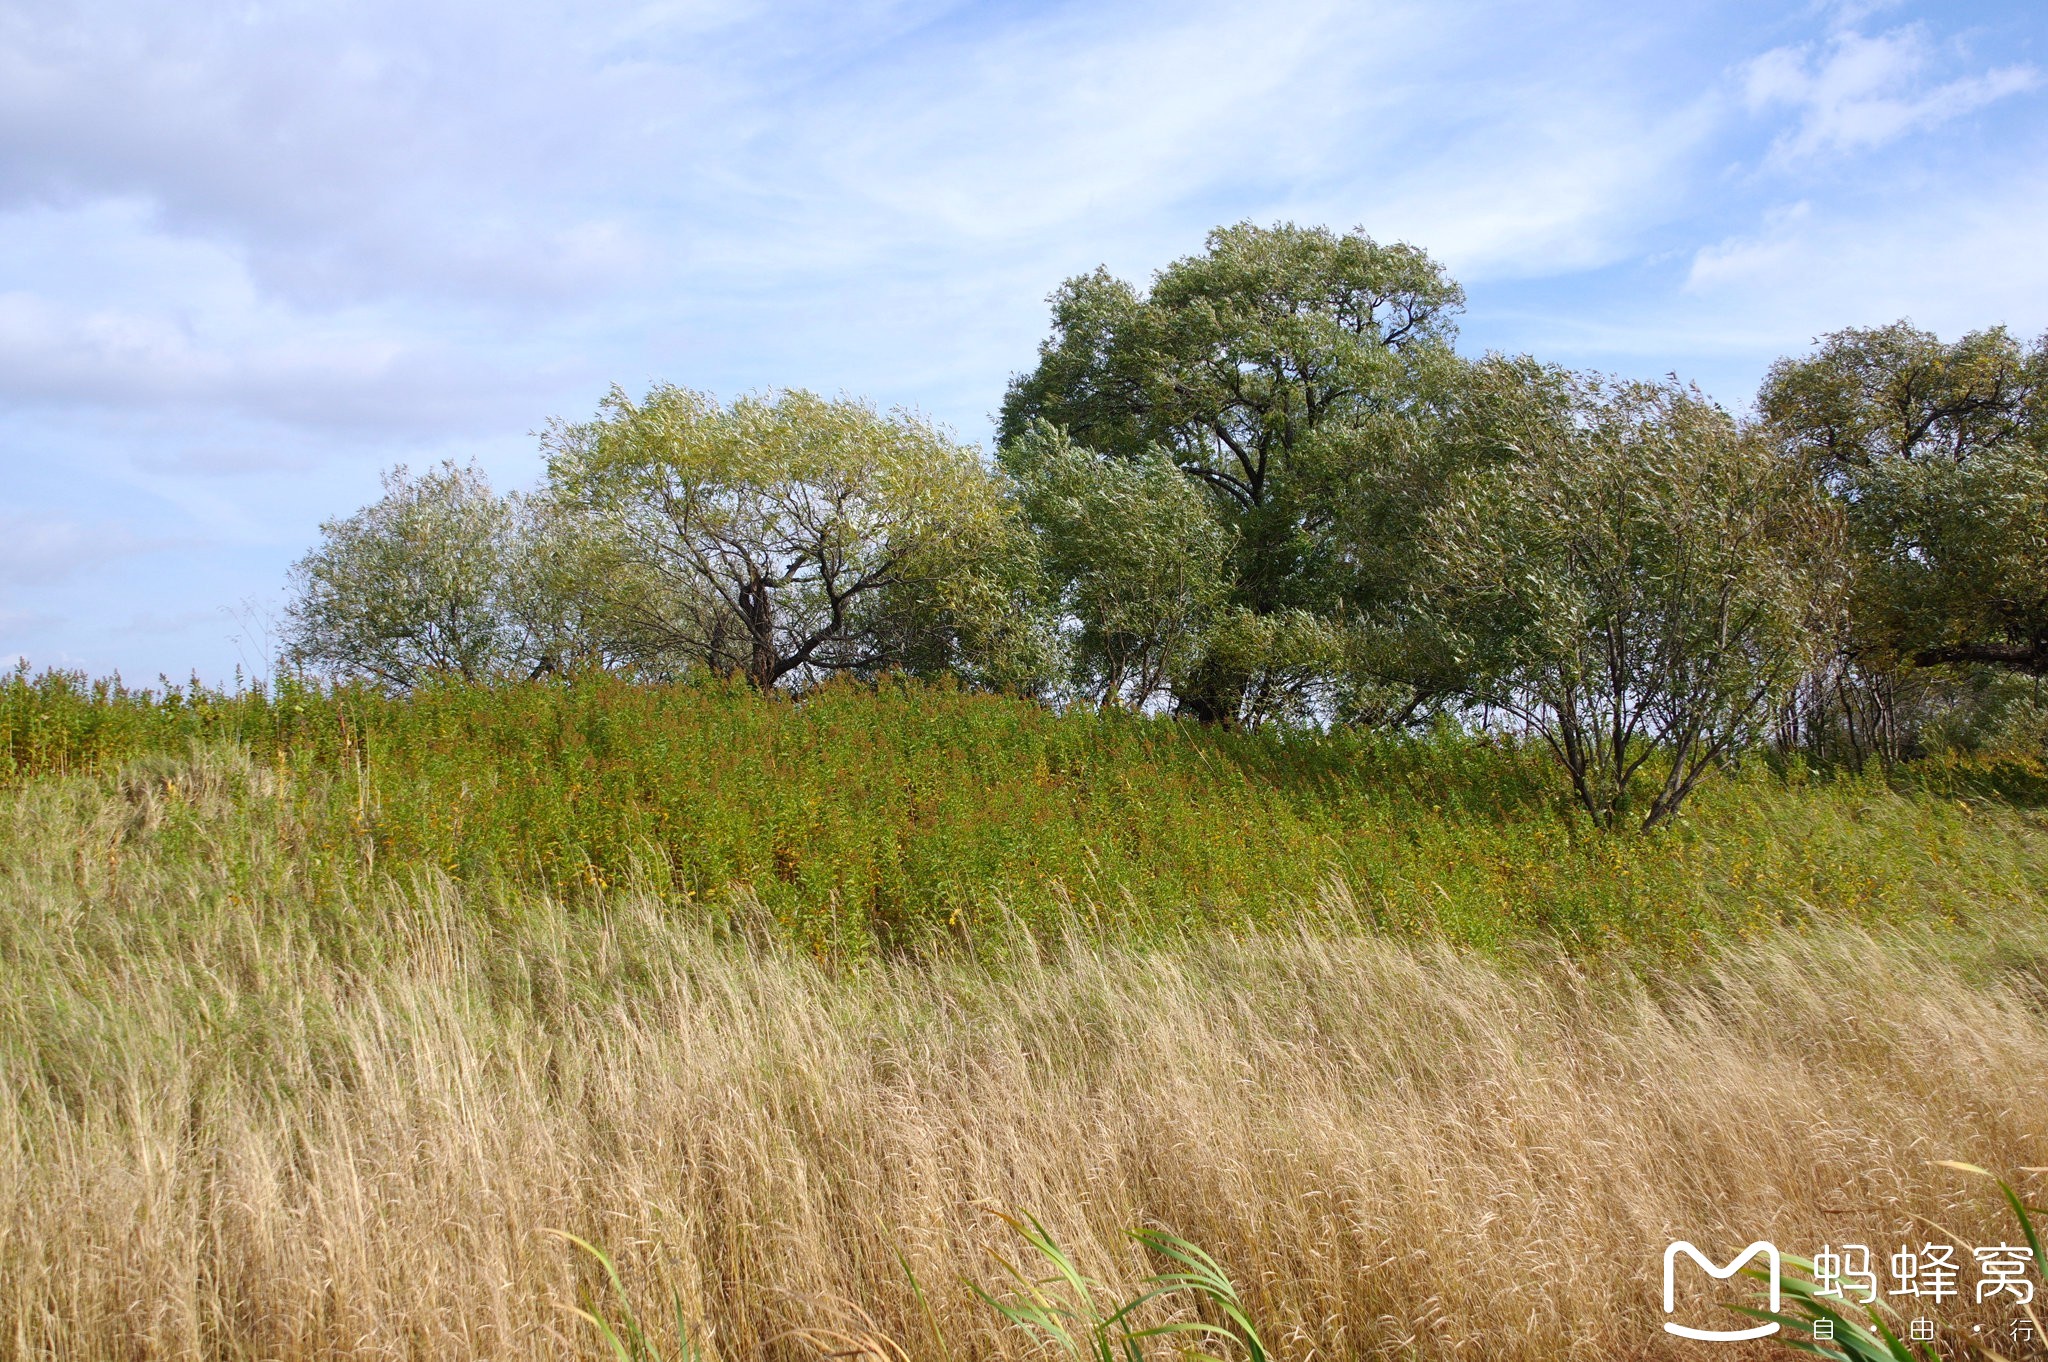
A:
1172;656;1247;726
739;574;778;691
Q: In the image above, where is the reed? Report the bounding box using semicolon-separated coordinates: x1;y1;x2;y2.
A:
6;678;2048;1357
6;753;2048;1356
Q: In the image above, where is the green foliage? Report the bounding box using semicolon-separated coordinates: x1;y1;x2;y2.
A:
551;1232;705;1362
1001;420;1233;709
1320;351;1580;717
258;236;2048;795
999;222;1464;496
542;385;1032;691
974;1212;1269;1362
1000;221;1471;722
1853;440;2048;676
1762;321;2048;680
1424;377;1832;829
1181;603;1350;729
8;666;2048;961
0;662;299;781
282;460;535;687
1741;1252;1939;1361
508;485;650;679
1760;321;2043;477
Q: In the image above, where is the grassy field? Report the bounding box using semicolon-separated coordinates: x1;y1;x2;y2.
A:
5;672;2048;1358
6;667;2047;958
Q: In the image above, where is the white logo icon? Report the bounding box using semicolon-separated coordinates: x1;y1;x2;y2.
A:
1664;1241;1781;1341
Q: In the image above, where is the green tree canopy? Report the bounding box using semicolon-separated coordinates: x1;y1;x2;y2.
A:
282;460;532;689
1762;321;2048;676
999;221;1468;722
1000;420;1232;710
542;386;1035;691
1424;379;1829;829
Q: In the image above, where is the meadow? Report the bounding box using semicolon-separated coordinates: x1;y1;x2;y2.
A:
6;667;2046;959
5;669;2048;1358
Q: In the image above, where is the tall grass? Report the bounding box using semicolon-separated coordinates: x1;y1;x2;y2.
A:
5;667;2047;959
7;675;2048;1357
4;743;2048;1357
1729;1166;2048;1360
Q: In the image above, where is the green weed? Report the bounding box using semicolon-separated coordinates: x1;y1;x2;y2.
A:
7;666;2048;962
551;1230;706;1362
973;1211;1268;1362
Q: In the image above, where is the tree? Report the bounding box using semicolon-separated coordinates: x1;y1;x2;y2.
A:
1000;420;1232;710
1423;379;1828;830
999;221;1467;722
542;385;1029;691
282;461;530;688
1322;351;1581;723
497;487;645;679
1853;443;2048;676
1760;321;2039;474
1761;321;2048;677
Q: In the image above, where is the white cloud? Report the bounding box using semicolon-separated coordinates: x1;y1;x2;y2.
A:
1;0;2044;683
1686;200;1819;293
0;511;166;587
0;286;536;431
1742;21;2038;163
0;0;684;309
673;0;1725;287
1335;92;1722;281
1680;172;2048;353
0;196;582;432
0;0;1738;437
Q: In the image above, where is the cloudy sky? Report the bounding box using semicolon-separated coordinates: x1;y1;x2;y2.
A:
2;0;2043;682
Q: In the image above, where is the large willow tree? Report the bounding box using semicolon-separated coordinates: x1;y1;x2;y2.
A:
1762;321;2048;677
282;461;531;688
543;386;1044;692
999;221;1473;724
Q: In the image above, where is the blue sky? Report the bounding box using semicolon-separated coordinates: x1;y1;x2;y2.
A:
3;0;2044;683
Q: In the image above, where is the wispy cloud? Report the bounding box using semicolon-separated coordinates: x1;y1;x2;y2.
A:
0;0;2043;680
1686;173;2048;331
0;511;167;587
0;285;548;431
1741;18;2038;164
0;0;662;308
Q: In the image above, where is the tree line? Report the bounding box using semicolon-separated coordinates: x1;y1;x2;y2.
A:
282;222;2048;828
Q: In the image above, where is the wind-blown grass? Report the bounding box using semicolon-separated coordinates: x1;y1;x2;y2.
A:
5;667;2047;959
5;740;2048;1356
7;673;2048;1357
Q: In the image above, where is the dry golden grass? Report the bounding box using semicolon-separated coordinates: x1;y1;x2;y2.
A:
5;749;2048;1359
